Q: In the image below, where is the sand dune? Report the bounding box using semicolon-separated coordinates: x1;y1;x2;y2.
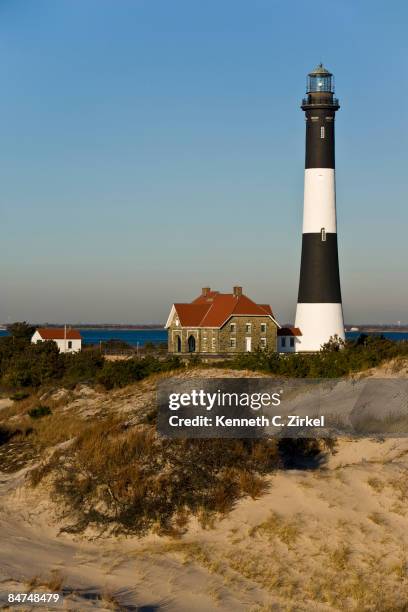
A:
1;366;408;611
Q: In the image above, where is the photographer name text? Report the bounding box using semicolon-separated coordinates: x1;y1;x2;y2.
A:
168;414;325;428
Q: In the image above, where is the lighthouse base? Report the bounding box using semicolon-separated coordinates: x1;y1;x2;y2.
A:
294;303;345;352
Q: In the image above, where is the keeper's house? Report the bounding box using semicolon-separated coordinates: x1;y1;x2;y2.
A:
31;328;82;353
166;286;279;355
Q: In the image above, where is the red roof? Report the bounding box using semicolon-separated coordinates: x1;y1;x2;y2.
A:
278;326;302;337
35;328;82;340
258;304;273;316
170;289;277;328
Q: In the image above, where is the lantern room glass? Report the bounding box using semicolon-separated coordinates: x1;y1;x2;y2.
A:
307;74;334;93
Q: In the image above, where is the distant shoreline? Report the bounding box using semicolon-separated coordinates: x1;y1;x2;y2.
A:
1;324;407;333
0;324;166;330
76;326;165;330
345;327;408;333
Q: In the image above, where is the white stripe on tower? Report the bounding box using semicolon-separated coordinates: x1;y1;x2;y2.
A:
295;303;344;351
302;168;337;234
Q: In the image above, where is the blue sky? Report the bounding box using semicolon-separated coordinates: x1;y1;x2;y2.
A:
0;0;407;324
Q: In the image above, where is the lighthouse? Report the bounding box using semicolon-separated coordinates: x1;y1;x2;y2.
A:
294;64;345;351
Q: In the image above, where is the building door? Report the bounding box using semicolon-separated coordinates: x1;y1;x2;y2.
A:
176;336;181;352
245;337;252;352
188;335;196;352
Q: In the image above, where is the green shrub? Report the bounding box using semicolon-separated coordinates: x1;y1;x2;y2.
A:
101;339;132;350
28;405;52;419
2;340;64;388
0;325;183;391
97;359;148;389
224;335;408;379
10;390;30;401
62;349;104;385
97;355;183;390
7;321;35;341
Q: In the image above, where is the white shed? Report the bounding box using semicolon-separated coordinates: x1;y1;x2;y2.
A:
277;327;302;353
31;327;82;353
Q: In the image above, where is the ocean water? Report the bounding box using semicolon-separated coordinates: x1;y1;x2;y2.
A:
0;328;166;346
79;328;167;346
345;331;408;342
0;328;407;347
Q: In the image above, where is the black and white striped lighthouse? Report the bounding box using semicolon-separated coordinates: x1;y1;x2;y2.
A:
295;64;345;351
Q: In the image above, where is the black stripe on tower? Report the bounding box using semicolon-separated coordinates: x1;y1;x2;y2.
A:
305;108;335;169
297;233;342;303
302;91;339;169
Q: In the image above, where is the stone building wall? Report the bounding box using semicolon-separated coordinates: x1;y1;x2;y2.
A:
167;315;277;354
218;316;277;353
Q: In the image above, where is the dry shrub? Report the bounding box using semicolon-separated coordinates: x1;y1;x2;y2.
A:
390;470;408;502
367;476;384;493
368;511;386;526
328;544;351;570
250;511;300;546
0;424;17;445
237;470;269;498
26;570;64;592
100;590;125;610
31;418;281;536
0;423;32;446
29;410;93;450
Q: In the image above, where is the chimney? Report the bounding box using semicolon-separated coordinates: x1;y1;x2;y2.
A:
233;286;242;297
202;287;211;296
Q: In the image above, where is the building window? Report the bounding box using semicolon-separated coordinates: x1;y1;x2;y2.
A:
261;323;267;333
230;338;236;348
321;227;326;242
212;337;216;350
188;335;196;353
281;337;286;348
245;323;251;334
290;337;295;348
230;323;236;333
68;341;72;349
175;318;179;327
260;338;267;348
320;126;325;139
